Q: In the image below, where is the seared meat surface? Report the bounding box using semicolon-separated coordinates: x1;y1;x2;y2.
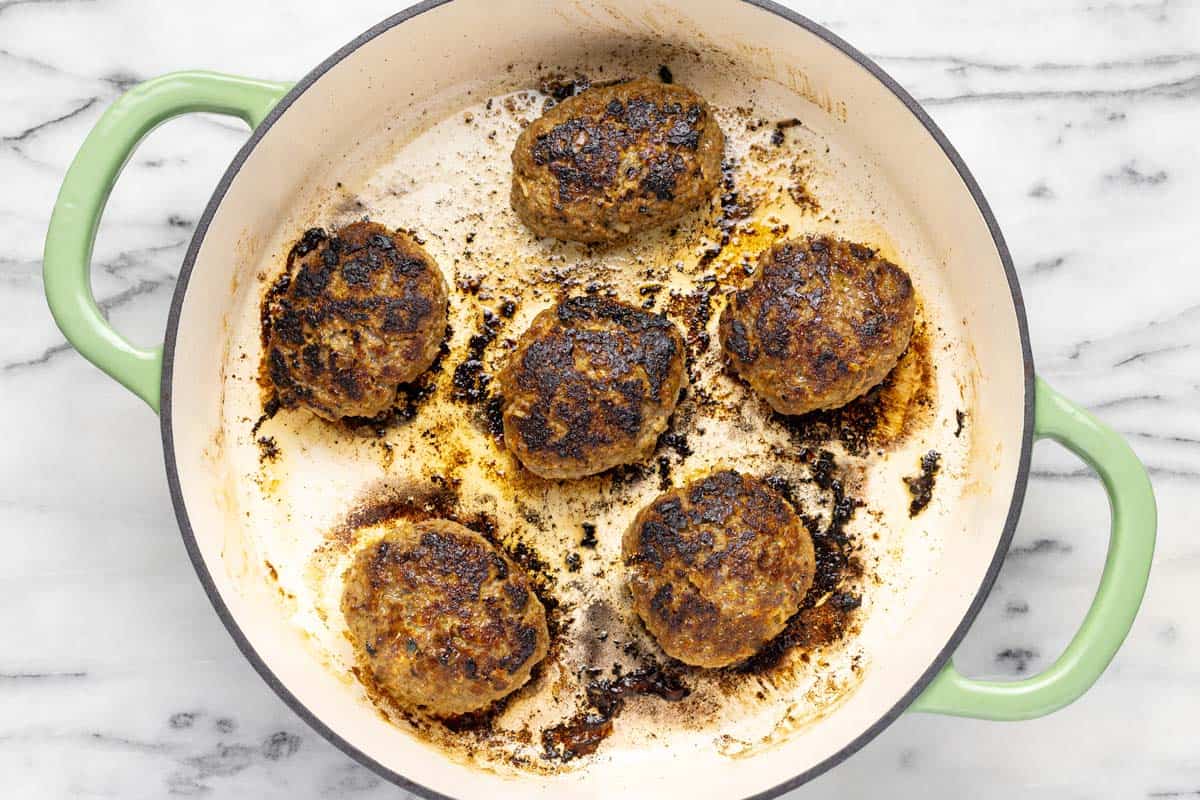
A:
511;78;725;243
498;296;686;480
341;519;549;717
623;470;815;668
263;221;448;420
719;236;915;416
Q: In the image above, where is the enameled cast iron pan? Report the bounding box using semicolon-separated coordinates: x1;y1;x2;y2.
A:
44;2;1157;798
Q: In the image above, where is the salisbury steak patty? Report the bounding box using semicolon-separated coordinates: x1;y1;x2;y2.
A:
623;470;815;668
341;519;549;717
511;77;725;243
499;296;687;479
719;236;916;416
263;221;448;420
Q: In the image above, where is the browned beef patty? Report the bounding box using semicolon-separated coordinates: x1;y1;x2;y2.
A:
263;221;447;420
719;236;915;416
498;296;687;479
623;470;815;668
341;519;549;717
511;78;725;243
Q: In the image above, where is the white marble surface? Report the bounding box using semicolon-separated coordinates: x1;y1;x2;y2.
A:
1;0;1197;797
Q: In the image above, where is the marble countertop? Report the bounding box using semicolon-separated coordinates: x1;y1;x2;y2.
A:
2;0;1196;797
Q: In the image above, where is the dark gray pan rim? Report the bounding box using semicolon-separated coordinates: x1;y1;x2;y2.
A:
160;2;1035;798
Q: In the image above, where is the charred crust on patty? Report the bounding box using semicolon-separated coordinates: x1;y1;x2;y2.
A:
718;235;916;416
499;296;687;480
623;470;816;668
511;78;725;243
262;220;448;420
341;519;550;716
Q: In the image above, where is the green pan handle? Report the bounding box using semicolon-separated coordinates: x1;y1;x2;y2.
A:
911;376;1156;719
44;71;291;413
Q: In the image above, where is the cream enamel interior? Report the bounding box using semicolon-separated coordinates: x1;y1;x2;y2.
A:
166;2;1028;798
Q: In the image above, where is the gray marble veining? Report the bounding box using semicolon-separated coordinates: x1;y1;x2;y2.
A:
1;0;1196;797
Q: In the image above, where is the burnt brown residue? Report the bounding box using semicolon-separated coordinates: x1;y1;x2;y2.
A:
658;429;692;459
257;436;280;463
743;600;853;673
655;455;672;490
955;409;966;437
608;461;653;489
787;161;821;214
541;712;610;762
250;395;281;437
484;394;506;440
538;73;592;103
698;159;755;267
542;664;689;761
439;696;516;735
768;314;935;456
666;278;717;366
638;283;663;310
658;64;674;84
451;309;502;404
341;482;461;536
739;452;863;674
806;451;862;563
456;273;483;295
904;450;941;517
580;523;598;548
771;117;804;147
